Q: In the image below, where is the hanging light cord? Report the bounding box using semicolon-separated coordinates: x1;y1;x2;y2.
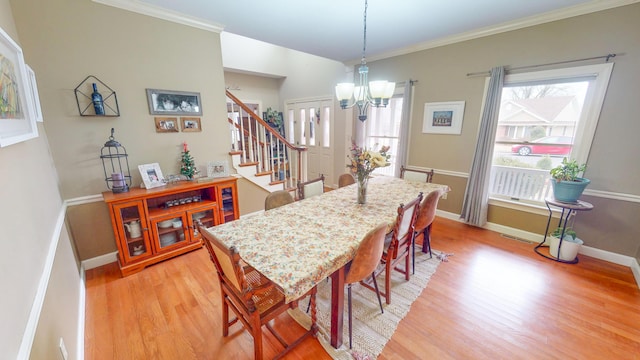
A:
361;0;368;64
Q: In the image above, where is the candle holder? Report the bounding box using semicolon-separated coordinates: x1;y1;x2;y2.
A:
100;128;131;193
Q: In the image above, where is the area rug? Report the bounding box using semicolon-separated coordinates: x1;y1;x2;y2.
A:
290;248;442;359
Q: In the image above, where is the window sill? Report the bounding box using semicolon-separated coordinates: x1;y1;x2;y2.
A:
488;197;561;218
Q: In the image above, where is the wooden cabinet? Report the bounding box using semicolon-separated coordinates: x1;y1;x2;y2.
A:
103;177;238;276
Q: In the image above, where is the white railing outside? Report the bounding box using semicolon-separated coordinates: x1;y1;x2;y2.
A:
489;165;553;202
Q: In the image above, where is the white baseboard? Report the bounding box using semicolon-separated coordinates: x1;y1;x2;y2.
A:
81;251;118;270
436;210;640;288
77;266;86;360
17;203;68;360
632;260;640;289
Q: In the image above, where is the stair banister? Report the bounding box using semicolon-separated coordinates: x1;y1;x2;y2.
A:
226;90;307;191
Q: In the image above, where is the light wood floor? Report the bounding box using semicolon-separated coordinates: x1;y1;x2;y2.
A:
85;217;640;359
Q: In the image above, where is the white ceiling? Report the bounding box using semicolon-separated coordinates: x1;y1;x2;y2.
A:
134;0;635;63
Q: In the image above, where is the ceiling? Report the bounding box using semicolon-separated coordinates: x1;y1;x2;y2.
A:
134;0;633;63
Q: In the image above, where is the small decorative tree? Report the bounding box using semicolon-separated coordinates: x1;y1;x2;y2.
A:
180;142;199;179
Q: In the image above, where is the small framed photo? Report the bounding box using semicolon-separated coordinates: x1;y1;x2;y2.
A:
154;117;179;132
146;88;202;116
207;160;229;178
422;101;465;135
138;163;165;189
181;117;201;132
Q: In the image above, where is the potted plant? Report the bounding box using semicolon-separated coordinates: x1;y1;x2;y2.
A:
548;227;583;261
549;158;590;203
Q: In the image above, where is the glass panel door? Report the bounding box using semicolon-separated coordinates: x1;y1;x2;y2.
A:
187;205;219;242
151;213;188;251
113;201;151;261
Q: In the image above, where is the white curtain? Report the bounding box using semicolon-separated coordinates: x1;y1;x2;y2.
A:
460;67;505;226
394;80;414;176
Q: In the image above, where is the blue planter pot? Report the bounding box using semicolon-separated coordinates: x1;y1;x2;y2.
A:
551;177;590;203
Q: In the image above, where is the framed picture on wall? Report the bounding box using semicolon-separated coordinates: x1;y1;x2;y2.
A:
154;117;179;132
146;89;202;116
181;117;201;132
0;27;38;147
26;65;43;123
422;101;465;135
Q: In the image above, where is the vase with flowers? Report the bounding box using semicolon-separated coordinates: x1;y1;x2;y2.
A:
347;142;391;204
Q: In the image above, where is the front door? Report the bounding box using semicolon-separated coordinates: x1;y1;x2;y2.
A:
286;98;334;182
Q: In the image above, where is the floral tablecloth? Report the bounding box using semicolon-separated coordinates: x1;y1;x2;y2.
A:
203;176;449;303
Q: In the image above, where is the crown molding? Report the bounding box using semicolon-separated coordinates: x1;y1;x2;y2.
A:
363;0;640;64
92;0;224;33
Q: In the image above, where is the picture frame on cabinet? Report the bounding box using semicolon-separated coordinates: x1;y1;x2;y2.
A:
422;101;465;135
0;26;38;147
207;160;229;178
138;163;166;189
146;88;202;116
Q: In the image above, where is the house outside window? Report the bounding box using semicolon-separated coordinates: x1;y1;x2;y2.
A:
488;63;613;206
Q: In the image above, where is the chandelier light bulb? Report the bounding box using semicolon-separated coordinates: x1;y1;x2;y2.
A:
334;0;395;122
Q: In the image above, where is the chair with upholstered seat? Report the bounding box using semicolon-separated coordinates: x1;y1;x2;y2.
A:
364;192;422;305
264;190;295;211
338;173;356;188
412;188;444;272
199;225;317;360
400;165;434;183
344;222;387;348
297;174;325;200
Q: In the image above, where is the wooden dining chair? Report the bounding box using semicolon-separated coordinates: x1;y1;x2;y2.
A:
400;165;434;183
297;174;325;200
344;222;387;348
412;188;444;272
264;190;294;211
199;225;317;360
338;173;356;188
364;192;423;305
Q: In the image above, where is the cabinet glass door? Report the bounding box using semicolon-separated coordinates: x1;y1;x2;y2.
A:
187;205;219;242
151;214;188;252
218;182;238;223
113;201;151;261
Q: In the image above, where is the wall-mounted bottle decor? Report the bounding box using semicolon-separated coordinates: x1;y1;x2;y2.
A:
74;75;120;117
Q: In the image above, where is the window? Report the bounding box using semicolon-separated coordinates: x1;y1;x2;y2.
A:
489;63;613;205
299;108;306;145
365;94;404;177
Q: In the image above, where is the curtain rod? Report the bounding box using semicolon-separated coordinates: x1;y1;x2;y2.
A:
394;80;418;87
466;53;617;77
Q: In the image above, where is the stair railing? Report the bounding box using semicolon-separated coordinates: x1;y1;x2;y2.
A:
226;90;307;190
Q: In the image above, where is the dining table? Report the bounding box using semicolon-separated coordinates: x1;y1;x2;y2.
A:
202;175;450;349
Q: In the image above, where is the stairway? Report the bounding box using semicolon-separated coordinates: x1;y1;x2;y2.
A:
226;90;308;193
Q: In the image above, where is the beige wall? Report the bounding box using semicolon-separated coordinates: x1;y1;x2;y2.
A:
11;0;229;200
66;201;116;259
365;4;640;256
11;0;230;262
1;0;80;357
30;226;81;360
224;71;281;115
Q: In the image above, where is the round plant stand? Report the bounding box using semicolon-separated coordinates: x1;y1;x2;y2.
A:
534;196;593;264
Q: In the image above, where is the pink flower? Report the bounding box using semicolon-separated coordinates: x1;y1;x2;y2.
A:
183;142;188;152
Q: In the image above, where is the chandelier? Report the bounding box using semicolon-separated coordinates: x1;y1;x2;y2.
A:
335;0;395;122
